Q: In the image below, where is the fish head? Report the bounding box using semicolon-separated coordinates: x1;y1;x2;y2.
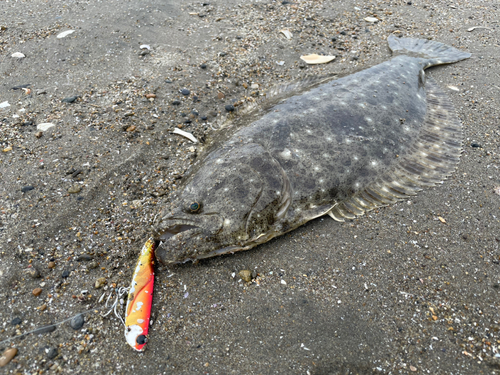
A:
153;143;290;264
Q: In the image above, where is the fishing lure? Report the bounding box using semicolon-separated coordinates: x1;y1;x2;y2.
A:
124;238;155;351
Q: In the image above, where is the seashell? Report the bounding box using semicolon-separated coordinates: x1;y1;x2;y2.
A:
140;44;151;50
57;30;75;38
36;123;55;131
11;52;25;58
300;54;335;65
364;17;379;23
172;128;198;143
280;29;293;39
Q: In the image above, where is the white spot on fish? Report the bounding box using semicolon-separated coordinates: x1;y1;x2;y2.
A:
279;148;292;159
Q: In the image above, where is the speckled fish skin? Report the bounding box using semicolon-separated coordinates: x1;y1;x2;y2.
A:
154;36;470;264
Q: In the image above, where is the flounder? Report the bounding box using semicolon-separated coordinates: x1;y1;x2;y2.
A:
154;36;471;264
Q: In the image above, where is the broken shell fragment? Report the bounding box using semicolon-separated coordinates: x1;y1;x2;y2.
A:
172;128;199;143
364;17;379;23
280;29;293;39
57;30;75;38
140;44;151;50
37;123;55;131
300;54;336;65
11;52;25;58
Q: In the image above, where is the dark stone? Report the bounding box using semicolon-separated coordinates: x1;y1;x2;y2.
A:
471;143;482;148
225;104;235;112
184;119;192;124
191;110;199;116
70;314;84;330
200;63;207;69
22;121;33;126
340;31;346;35
172;100;181;105
180;89;190;96
34;325;57;334
46;347;58;360
76;196;84;201
201;116;207;121
11;84;31;90
192;95;199;102
219;52;227;57
62;270;70;278
282;0;290;4
165;80;172;84
11;317;22;326
21;185;34;193
331;37;337;42
76;254;93;261
62;96;78;103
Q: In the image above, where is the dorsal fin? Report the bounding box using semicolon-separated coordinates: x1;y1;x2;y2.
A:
327;77;462;222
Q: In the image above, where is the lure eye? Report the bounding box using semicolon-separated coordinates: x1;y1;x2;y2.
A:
137;335;147;345
189;202;201;212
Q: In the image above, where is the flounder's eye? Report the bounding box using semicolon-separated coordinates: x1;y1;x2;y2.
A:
189;202;201;212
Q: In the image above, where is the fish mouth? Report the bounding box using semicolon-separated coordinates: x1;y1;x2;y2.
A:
153;213;224;264
158;224;200;242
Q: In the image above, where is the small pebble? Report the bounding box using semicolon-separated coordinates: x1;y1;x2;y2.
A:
217;92;225;100
172;100;181;105
32;287;43;297
201;116;207;121
145;93;156;99
26;267;41;278
62;270;70;278
471;143;482;148
94;277;106;289
21;185;34;193
69;314;84;330
126;125;136;132
46;347;58;360
48;261;56;269
0;348;18;367
200;63;207;69
62;96;78;103
11;317;22;326
180;89;190;96
68;185;81;194
225;104;235;112
35;131;43;138
238;270;252;282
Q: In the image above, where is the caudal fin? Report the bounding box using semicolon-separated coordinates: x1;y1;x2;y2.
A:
388;35;471;67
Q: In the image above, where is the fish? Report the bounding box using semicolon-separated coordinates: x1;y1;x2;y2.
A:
124;238;155;351
153;36;471;265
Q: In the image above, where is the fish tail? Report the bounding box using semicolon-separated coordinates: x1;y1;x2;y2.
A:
388;35;471;67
